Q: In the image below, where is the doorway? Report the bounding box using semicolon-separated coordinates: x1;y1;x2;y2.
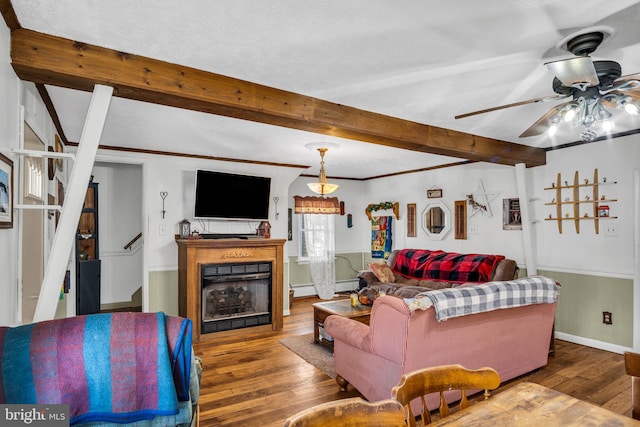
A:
92;162;144;312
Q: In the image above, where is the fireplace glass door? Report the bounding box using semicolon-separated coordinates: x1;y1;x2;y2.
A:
201;262;272;333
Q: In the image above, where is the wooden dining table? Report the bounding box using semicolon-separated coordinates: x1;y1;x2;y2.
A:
430;381;639;426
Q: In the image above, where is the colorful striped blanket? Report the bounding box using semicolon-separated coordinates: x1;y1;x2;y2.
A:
405;276;560;321
393;249;505;283
0;312;192;426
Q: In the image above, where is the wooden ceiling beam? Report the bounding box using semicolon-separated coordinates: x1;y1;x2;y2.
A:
10;29;546;167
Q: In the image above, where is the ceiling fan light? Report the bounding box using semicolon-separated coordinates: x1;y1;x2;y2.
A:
601;120;614;132
594;103;612;121
563;108;576;122
548;123;558;137
624;102;640;116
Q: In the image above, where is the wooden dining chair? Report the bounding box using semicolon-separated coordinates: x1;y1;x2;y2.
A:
625;351;640;420
391;364;501;426
282;397;407;427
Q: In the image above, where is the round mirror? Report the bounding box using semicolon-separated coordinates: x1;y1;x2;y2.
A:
421;202;451;240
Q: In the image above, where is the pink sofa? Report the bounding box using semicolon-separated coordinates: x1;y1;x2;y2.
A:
323;276;558;411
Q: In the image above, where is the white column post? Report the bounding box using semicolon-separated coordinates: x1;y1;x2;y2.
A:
634;168;640;350
33;85;113;322
515;163;537;275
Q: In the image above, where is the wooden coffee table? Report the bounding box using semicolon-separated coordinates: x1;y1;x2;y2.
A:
313;299;371;350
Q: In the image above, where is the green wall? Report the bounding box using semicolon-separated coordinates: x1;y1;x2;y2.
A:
148;270;179;316
535;269;633;347
288;252;365;287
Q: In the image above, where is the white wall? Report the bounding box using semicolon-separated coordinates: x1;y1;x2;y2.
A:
0;22;20;326
532;136;638;276
361;162;525;263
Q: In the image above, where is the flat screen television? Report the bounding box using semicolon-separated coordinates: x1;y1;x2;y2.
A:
194;169;271;221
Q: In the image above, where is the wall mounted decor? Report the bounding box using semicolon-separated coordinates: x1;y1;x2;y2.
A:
407;203;417;237
160;191;168;219
466;179;498;217
454;200;467;239
544;168;617;234
426;187;442;198
0;152;14;229
421;201;450;240
365;201;399;220
55;134;64;170
503;198;522;230
273;196;280;219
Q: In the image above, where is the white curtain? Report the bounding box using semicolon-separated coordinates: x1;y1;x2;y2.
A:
304;214;336;299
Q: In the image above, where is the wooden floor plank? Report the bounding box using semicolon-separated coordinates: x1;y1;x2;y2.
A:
193;296;633;426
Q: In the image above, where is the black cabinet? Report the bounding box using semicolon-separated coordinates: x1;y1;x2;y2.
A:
76;182;100;315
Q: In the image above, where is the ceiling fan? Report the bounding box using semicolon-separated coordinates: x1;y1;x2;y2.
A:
455;31;640;142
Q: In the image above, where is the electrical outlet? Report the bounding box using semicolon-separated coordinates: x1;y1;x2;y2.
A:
159;224;166;236
604;223;618;236
602;311;612;325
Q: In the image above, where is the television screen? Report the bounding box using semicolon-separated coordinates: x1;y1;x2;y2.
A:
194;170;271;220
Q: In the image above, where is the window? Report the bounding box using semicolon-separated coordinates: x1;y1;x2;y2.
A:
298;214;335;260
25;157;43;201
298;214;311;260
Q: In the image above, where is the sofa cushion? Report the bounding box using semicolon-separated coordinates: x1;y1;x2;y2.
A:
370;262;395;283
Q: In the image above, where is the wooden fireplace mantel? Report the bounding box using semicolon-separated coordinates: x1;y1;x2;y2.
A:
176;237;286;341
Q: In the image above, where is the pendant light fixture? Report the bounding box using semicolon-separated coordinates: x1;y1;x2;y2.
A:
307;148;339;196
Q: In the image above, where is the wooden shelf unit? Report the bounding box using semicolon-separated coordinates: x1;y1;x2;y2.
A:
544;168;617;234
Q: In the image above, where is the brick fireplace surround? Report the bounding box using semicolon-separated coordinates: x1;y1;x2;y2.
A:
176;238;285;341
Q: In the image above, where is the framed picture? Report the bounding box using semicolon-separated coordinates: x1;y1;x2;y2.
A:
55;134;64;170
406;203;416;237
503;198;522;230
0;152;14;229
427;187;443;198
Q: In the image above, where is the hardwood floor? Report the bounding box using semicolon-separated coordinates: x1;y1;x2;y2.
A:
193;296;633;426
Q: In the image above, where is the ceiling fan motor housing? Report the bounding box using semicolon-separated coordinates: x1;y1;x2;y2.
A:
566;31;604;56
552;60;622;96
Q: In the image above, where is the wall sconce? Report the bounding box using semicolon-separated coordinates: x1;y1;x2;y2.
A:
160;191;168;218
273;196;280;220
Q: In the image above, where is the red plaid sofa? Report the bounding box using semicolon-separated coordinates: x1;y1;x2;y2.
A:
359;249;519;298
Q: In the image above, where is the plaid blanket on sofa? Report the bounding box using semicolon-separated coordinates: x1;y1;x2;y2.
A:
406;276;559;321
393;249;505;283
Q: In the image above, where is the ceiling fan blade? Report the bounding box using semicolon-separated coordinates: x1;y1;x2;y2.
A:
611;72;640;92
545;57;599;87
454;95;567;119
519;102;570;138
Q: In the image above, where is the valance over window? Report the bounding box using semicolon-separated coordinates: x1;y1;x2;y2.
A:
293;196;340;214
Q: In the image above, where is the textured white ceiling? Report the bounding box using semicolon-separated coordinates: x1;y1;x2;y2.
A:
11;0;640;178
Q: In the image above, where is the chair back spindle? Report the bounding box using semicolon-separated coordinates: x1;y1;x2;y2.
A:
391;364;500;426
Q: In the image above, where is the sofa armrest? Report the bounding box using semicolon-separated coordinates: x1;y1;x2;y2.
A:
324;315;373;353
491;259;519;281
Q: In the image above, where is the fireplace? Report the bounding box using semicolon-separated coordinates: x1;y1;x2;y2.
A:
201;262;272;333
177;238;285;341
